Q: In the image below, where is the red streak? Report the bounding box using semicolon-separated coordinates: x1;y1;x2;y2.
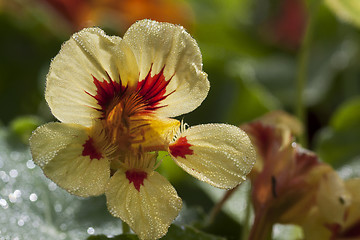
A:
136;66;174;112
86;67;174;116
82;137;102;160
126;170;147;191
85;73;126;116
169;136;193;159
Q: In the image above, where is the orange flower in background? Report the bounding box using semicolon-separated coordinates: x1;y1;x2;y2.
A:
29;19;256;240
40;0;194;31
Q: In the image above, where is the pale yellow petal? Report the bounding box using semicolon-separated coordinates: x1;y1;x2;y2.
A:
317;170;351;225
344;178;360;229
106;169;182;240
169;124;256;189
46;27;124;126
122;19;209;117
30;122;110;197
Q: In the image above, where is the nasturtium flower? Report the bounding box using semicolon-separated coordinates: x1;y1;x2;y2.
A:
30;19;256;240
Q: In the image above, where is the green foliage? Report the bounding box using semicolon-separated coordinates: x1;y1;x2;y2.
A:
87;225;225;240
316;96;360;167
9;115;43;143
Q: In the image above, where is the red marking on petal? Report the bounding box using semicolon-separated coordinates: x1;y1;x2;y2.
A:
126;170;147;191
169;136;193;159
136;66;174;112
85;73;127;116
86;66;174;118
82;137;102;160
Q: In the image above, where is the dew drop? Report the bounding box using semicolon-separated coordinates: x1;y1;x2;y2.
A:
87;227;95;235
54;203;62;212
9;193;17;203
60;223;67;231
9;169;18;178
0;171;9;182
48;182;57;191
26;160;36;169
0;198;8;209
17;219;25;226
14;190;21;198
29;193;38;202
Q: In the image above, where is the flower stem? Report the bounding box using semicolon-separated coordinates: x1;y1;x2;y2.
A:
248;208;274;240
122;221;130;234
295;0;321;147
240;187;252;240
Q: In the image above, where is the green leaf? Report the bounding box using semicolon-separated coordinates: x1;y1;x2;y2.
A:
325;0;360;28
9;115;43;143
0;128;123;240
315;96;360;166
163;224;225;240
330;96;360;131
87;234;139;240
87;225;225;240
272;224;304;240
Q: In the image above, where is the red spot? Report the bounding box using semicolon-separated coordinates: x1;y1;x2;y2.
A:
126;170;147;191
85;73;127;116
82;137;102;160
136;66;174;112
169;136;193;159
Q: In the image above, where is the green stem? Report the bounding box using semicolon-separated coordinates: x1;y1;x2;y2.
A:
122;221;131;234
295;0;321;147
241;186;252;240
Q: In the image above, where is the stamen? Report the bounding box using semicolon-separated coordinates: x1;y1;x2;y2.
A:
172;119;189;142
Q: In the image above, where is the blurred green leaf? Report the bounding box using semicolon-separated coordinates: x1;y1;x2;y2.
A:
315;96;360;166
272;224;304;240
331;96;360;130
325;0;360;28
197;181;251;224
87;234;138;240
156;151;186;184
0;127;123;240
87;224;225;240
9;115;43;143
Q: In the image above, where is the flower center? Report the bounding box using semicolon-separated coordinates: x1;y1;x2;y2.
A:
86;66;176;152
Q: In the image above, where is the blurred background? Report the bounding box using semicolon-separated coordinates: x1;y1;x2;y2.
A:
1;0;360;239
